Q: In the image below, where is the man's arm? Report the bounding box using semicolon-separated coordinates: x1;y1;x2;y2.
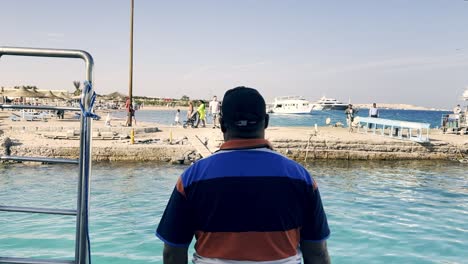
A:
301;240;331;264
163;244;188;264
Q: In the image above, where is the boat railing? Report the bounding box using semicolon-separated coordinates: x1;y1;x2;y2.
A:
357;117;431;143
0;46;95;264
274;95;306;101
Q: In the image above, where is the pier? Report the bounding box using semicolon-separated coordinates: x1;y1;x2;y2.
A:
1;110;467;163
357;117;431;143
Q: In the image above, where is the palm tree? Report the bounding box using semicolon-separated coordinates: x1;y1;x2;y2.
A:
73;81;81;96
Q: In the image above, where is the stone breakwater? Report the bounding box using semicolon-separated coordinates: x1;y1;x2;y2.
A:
272;138;466;161
0;110;466;164
2;129;467;164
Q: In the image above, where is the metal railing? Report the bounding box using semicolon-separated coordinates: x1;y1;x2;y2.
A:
0;47;95;264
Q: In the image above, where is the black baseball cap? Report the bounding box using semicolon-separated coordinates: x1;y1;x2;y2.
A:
221;86;267;129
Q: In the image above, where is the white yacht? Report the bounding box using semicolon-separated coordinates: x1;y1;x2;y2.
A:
311;96;348;111
267;96;313;114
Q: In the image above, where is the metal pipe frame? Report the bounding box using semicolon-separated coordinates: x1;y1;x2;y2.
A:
0;206;76;216
0;46;94;264
0;105;79;111
0;257;74;264
0;156;79;164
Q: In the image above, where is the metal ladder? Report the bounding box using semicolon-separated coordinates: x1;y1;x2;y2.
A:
0;47;95;264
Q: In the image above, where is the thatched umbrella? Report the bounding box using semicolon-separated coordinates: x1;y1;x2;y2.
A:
31;87;47;98
42;90;63;100
105;91;127;101
57;92;72;100
96;93;106;99
71;94;82;100
0;87;5;103
4;87;40;98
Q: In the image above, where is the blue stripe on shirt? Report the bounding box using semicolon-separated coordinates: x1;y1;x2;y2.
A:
181;149;313;187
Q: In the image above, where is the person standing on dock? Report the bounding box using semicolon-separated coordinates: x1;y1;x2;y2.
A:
125;97;136;127
368;103;379;128
369;103;379;118
174;109;181;126
209;95;221;129
156;86;331;264
453;104;462;128
345;104;356;132
453;104;462;115
194;100;206;128
187;101;194;120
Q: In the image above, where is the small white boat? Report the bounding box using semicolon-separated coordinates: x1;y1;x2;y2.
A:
311;96;348;111
267;96;312;114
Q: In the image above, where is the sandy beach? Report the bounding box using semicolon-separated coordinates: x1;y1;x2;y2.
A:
0;109;467;163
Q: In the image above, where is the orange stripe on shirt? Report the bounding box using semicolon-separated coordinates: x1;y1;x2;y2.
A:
194;229;300;261
175;177;186;197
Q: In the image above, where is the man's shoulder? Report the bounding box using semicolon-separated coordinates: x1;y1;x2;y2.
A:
212;149;312;182
182;148;310;179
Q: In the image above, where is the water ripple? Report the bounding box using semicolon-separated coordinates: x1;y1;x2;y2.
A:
1;160;466;264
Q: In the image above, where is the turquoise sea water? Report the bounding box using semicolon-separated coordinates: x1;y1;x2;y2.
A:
113;109;450;128
0;161;466;263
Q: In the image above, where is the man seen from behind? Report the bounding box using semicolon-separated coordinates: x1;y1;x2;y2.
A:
156;86;331;264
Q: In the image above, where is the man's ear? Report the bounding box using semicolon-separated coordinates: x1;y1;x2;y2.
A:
220;117;227;133
264;114;269;129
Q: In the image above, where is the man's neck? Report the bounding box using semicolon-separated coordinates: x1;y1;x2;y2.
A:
224;133;265;142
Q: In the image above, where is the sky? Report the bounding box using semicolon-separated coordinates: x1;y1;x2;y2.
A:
1;0;468;108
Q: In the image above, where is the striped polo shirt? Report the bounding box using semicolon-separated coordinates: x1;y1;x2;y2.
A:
156;139;330;263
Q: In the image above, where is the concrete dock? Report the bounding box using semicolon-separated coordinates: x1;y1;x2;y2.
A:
1;110;467;164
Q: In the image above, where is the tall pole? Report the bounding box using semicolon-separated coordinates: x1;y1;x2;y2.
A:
127;0;134;126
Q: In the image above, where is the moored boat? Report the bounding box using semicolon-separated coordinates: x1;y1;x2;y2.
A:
311;96;348;110
267;96;312;114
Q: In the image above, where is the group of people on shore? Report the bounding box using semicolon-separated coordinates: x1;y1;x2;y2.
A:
174;96;221;128
344;103;380;132
178;99;382;131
